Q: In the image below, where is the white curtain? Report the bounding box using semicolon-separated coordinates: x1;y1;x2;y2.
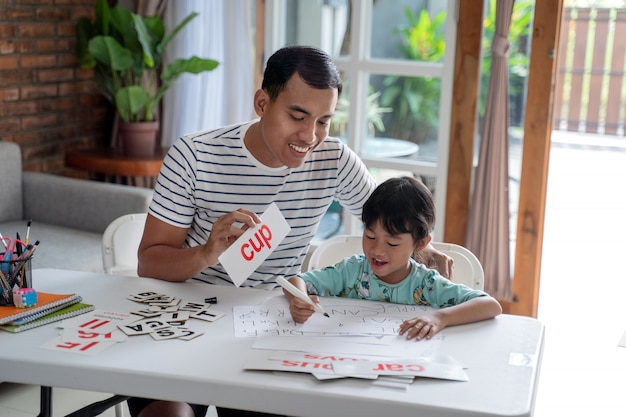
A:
162;0;254;147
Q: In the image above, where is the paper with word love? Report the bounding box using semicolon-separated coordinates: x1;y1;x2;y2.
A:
218;203;290;287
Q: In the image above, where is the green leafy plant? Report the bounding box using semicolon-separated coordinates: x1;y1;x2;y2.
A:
379;7;446;143
331;88;392;137
75;0;219;123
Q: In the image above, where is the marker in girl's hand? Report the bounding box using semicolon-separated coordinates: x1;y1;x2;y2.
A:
276;276;329;317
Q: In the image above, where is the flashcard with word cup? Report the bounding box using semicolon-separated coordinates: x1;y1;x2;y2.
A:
218;202;290;287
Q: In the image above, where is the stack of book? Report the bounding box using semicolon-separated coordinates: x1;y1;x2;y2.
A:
0;292;94;333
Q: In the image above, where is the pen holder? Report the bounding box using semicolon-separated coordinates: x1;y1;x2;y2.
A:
0;252;33;306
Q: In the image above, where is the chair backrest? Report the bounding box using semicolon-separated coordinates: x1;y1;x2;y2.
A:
308;234;363;271
429;241;484;290
307;234;484;290
101;213;147;276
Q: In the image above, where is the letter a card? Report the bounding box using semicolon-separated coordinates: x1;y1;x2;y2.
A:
218;202;290;287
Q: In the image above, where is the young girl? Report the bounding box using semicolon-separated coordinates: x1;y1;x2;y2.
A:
283;176;502;341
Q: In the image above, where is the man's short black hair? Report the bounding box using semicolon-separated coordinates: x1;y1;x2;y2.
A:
261;45;343;101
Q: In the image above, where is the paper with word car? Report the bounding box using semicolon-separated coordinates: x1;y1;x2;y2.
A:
218;202;291;287
244;350;468;382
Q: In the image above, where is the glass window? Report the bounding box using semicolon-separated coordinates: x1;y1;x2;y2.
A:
268;0;455;240
371;2;447;62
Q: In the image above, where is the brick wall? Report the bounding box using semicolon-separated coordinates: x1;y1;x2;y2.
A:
0;0;111;176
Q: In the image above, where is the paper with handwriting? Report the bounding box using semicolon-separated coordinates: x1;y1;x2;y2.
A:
234;295;438;338
235;295;444;358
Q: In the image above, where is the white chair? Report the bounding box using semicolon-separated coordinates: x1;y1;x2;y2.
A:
307;234;484;290
308;234;363;271
102;213;147;277
430;241;484;290
96;213;148;417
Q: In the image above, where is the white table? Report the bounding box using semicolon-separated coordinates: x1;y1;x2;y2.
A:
0;269;545;417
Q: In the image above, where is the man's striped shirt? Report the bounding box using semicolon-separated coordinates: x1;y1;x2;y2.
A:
149;121;375;289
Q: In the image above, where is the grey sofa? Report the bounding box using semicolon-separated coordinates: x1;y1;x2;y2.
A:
0;141;153;274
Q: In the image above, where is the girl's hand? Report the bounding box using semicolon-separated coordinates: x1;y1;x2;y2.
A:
399;315;443;341
288;295;318;323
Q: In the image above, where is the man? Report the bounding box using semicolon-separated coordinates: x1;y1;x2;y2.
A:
132;45;451;417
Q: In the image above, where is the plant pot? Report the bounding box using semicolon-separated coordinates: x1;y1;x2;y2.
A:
119;121;159;157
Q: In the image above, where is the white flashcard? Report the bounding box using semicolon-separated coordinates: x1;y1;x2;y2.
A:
176;328;204;341
40;336;117;355
371;375;414;390
118;318;170;335
162;311;190;324
618;330;626;348
179;301;213;312
61;328;128;343
218;202;290;287
191;309;226;322
148;304;179;312
148;296;181;306
150;327;190;341
131;309;163;318
312;372;378;381
59;310;136;334
127;292;166;302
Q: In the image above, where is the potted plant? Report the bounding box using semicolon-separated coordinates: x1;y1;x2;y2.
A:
76;0;219;156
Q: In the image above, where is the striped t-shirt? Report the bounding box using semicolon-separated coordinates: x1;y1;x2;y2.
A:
149;120;376;289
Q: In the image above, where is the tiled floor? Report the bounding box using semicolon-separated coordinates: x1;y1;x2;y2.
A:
1;131;625;416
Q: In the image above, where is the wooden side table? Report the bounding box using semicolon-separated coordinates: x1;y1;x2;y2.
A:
65;147;167;188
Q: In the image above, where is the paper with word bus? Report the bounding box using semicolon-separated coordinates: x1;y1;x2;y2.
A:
218;203;290;287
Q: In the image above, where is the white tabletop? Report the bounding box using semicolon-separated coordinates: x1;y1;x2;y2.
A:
0;269;544;417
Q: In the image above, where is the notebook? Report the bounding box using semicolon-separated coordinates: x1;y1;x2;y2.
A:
0;292;82;325
0;302;95;333
9;295;83;325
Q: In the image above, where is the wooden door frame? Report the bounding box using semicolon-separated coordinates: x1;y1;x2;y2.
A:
444;0;564;317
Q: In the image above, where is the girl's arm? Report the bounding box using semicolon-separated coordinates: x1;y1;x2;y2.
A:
399;295;502;341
